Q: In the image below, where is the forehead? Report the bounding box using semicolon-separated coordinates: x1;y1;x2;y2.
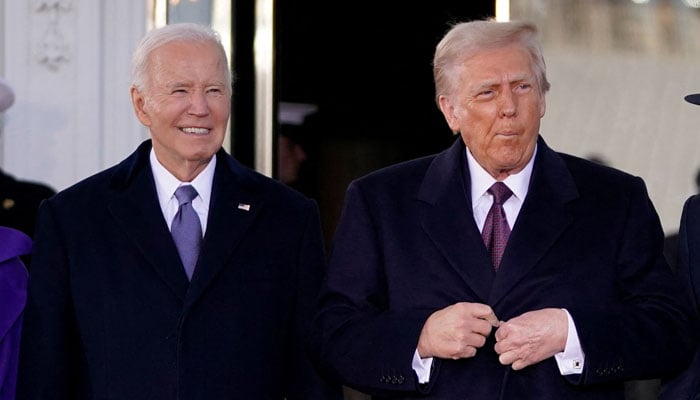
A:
147;41;225;80
460;45;535;83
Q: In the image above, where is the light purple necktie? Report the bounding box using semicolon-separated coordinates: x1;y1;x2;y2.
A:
481;182;513;271
171;185;202;280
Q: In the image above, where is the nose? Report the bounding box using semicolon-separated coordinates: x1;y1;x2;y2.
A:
188;91;209;116
499;90;517;118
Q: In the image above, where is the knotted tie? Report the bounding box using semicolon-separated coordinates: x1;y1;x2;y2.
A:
171;185;202;280
481;182;513;271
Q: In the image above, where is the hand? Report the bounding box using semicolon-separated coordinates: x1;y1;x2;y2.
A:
417;302;499;360
494;308;568;370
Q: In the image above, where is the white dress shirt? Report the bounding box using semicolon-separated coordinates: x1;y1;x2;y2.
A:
149;149;215;235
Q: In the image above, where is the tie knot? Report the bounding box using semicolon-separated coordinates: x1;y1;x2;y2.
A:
488;182;512;205
175;185;198;205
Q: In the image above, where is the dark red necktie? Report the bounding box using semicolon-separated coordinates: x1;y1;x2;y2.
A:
482;182;513;271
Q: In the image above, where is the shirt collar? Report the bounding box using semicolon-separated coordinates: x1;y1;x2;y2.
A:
149;148;216;206
466;144;536;203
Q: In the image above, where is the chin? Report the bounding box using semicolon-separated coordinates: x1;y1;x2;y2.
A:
182;144;218;160
495;149;526;166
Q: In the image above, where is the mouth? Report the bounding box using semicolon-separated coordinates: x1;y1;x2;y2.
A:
180;127;210;135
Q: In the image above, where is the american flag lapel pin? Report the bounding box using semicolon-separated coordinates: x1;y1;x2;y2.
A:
237;203;251;211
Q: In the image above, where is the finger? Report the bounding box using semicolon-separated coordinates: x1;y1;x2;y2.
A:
469;303;500;327
471;318;498;337
450;344;477;360
478;312;500;328
498;351;518;366
464;331;488;349
493;338;517;356
511;359;528;371
462;345;477;358
494;324;509;342
493;340;506;355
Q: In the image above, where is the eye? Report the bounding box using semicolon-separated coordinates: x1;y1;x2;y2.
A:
475;89;496;100
206;86;226;96
515;83;532;92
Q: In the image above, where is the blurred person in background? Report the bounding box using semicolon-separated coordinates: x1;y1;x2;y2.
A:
277;102;316;188
0;78;55;242
658;92;700;400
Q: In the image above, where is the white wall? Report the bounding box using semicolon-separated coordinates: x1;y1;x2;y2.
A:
542;50;700;235
1;0;148;191
513;0;700;234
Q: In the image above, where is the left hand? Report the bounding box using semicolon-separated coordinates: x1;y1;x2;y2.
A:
494;308;568;370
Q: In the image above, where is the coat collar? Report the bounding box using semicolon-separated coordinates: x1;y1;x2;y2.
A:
107;140;262;303
418;135;578;304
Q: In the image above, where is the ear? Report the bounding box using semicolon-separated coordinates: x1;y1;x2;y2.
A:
539;93;546;118
130;86;151;126
438;95;460;133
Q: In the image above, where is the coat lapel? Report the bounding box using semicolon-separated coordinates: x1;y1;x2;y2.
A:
185;150;260;306
107;141;190;301
418;136;580;306
419;137;495;302
489;137;579;306
105;143;264;304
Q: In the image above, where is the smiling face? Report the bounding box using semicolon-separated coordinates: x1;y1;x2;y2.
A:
131;40;231;182
438;44;545;180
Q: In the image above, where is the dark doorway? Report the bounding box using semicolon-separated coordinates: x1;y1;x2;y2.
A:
275;1;497;246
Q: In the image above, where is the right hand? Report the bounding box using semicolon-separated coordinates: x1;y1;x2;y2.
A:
417;302;499;360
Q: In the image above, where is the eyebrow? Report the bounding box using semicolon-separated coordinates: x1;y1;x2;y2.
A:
166;81;227;89
474;73;532;89
166;81;192;89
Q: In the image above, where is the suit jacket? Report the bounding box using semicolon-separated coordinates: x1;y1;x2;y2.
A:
658;194;700;400
309;135;696;400
0;226;30;400
16;140;341;400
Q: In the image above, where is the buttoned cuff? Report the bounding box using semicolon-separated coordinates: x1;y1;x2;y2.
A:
554;309;585;375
